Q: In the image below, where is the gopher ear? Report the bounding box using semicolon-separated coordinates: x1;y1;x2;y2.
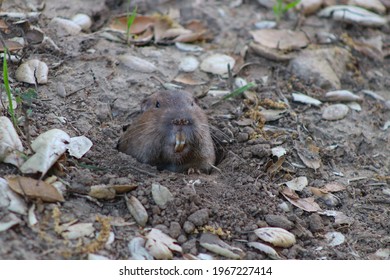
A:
140;97;152;112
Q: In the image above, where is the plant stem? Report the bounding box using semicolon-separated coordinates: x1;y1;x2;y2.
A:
2;50;17;127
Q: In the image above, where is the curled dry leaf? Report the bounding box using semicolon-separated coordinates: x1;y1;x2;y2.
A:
151;183;173;208
249;42;296;62
325;90;363;102
15;59;48;85
109;15;156;35
323;182;347;192
175;42;204;52
325;231;345;247
6;175;65;202
200;233;244;259
68;135;93;159
0;177;27;215
318;5;387;27
310;187;340;207
145;228;182;260
89;184;116;200
125;195;148;227
319;210;354;226
282;188;322;212
250;29;309;51
28;204;38;227
254;227;296;248
0;40;24;52
62;223;95;239
284;176;308;191
111;184;137;193
128;237;153;260
0;116;25;167
118;54;158;73
295;140;322;170
0;213;21;232
292;92;322;106
247;242;281;260
20;129;70;176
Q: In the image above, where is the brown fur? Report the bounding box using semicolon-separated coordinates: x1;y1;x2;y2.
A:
117;90;215;172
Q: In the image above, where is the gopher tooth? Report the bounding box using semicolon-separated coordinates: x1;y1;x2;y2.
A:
175;132;186;152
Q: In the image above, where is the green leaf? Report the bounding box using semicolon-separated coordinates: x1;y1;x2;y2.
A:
223;82;256;100
2;51;17;127
284;0;301;12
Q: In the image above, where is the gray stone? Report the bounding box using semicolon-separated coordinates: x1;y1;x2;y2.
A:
187;209;209;226
309;213;324;233
265;214;294;230
289;47;351;90
183;221;195;234
169;222;182;239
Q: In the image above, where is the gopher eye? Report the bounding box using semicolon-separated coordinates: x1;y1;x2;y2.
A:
155;101;160;108
191;101;194;106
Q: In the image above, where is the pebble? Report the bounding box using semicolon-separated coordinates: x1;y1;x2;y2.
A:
250;144;271;158
169;222;182;239
183;221;196;234
200;54;235;75
181;239;198;255
71;13;92;31
151;183;173;209
265;214;294;230
179;56;199;72
308;213;324;233
187;209;209;226
236;132;249;143
154;224;169;235
322;104;349;121
297;0;323;15
278;202;291;212
254;21;277;29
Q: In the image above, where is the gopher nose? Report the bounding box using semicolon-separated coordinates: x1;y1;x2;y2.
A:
172;118;191;125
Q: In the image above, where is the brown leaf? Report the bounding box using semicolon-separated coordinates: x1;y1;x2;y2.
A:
282;188;322;212
266;155;285;175
323;182;346;192
250;29;309;51
173;73;208;85
295;140;322;170
0;40;23;52
129;27;154;45
6;175;65;202
153;17;173;43
109;15;156;34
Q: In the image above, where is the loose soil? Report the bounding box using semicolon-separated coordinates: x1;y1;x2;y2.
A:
0;0;389;260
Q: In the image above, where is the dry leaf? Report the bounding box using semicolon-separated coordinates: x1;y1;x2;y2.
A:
109;15;156;34
145;228;182;260
266;155;285;175
296;140;322;170
284;176;308;191
247;242;281;259
323;182;347;192
89;184;116;200
250;29;309;51
282;188;322;212
128;237;153;260
151;183;173;208
62;223;95;239
20;129;70;175
254;227;296;248
0;213;21;232
0;116;25;167
0;40;24;52
125;195;148;227
200;233;244;259
68;136;93;159
6;175;65;202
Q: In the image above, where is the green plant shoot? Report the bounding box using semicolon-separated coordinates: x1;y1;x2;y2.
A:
126;1;138;43
223;82;256;100
273;0;301;23
2;51;17;127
